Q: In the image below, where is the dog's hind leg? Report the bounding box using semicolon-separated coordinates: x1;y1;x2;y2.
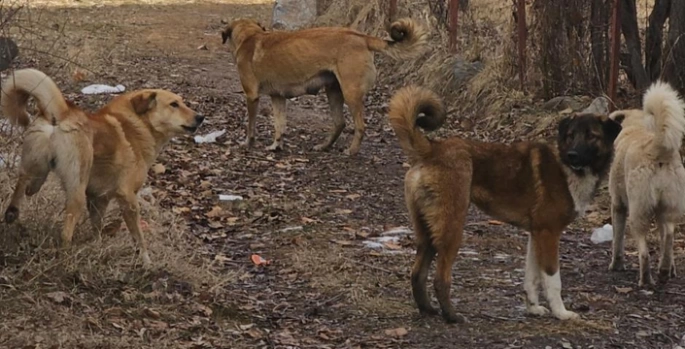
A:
409;210;438;316
609;201;628;271
116;192;150;267
524;235;548;316
87;194;111;239
629;213;654;286
5;131;52;223
314;83;345;152
338;64;374;156
266;96;287;151
534;229;579;320
656;212;677;282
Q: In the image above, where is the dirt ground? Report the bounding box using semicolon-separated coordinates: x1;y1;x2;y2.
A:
0;1;684;348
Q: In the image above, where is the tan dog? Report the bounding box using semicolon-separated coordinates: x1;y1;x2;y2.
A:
388;86;621;323
607;81;685;286
221;18;428;155
1;69;204;267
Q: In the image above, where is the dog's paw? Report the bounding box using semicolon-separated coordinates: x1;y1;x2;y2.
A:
344;147;360;156
442;312;467;324
241;138;254;148
553;309;580;321
265;141;282;151
608;259;626;272
658;267;673;284
671;264;677;278
638;274;655;287
4;206;19;224
418;306;439;317
526;305;550;316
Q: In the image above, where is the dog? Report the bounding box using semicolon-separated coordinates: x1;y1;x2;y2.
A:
1;68;204;267
607;81;685;286
221;18;428;156
387;86;622;323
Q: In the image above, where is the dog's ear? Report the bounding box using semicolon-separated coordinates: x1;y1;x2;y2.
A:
221;27;232;44
557;116;571;140
131;92;157;115
602;115;623;142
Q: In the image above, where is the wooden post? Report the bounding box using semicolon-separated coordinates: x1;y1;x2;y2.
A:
608;0;621;111
388;0;397;22
449;0;459;52
517;0;526;91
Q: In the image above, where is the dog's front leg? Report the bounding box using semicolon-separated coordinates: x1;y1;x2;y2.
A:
243;95;259;148
117;193;151;268
523;235;549;316
266;96;286;151
534;230;579;320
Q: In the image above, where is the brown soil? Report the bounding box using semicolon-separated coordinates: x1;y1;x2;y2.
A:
0;1;683;348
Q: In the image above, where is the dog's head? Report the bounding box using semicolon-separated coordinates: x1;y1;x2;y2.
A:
557;112;622;175
130;90;204;136
221;19;266;52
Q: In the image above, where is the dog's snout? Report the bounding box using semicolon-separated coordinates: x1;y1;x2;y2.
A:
195;115;205;125
567;150;579;162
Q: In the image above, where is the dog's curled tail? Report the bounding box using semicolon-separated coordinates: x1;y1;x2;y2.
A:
388;85;446;161
1;68;69;127
643;80;685;158
367;18;428;60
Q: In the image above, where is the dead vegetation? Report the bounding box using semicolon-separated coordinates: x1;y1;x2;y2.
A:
0;1;683;348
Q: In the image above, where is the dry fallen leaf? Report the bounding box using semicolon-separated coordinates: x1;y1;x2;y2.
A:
301;216;316;224
46;291;69;304
384;327;409;337
143;308;161;319
614;286;633;294
331;239;354;247
488;220;504;225
251;254;271;266
206;206;223;218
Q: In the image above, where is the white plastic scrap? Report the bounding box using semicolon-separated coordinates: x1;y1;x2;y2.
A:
591;224;613;244
194;130;226;144
81;84;126;95
219;194;243;201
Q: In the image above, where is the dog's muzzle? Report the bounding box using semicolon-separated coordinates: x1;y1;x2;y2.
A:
183;115;205;133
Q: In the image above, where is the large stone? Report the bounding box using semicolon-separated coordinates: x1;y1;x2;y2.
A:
272;0;317;30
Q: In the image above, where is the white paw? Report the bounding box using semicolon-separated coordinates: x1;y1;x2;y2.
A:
554;309;579;320
265;142;281;151
527;305;550;316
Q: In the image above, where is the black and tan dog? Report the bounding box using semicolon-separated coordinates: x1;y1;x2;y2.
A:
388;86;621;323
221;18;428;155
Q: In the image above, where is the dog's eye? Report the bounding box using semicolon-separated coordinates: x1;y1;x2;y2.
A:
170;101;179;108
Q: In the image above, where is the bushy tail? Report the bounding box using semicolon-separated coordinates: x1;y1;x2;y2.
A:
366;18;428;61
1;68;69;127
388;86;446;162
643;80;685;159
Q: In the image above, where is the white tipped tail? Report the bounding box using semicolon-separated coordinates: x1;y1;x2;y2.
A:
1;68;69;127
643;81;685;159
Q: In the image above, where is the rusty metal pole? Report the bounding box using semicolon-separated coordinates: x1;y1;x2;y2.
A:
388;0;398;22
449;0;459;53
517;0;526;92
608;0;621;111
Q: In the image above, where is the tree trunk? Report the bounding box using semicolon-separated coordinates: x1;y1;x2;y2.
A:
645;0;670;81
591;0;609;90
663;0;685;92
619;0;649;90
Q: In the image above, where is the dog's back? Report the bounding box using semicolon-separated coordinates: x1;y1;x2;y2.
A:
610;82;685;213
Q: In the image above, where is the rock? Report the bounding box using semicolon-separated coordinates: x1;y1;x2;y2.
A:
581;96;610;115
542;96;586;112
453;58;484;88
272;0;317;30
